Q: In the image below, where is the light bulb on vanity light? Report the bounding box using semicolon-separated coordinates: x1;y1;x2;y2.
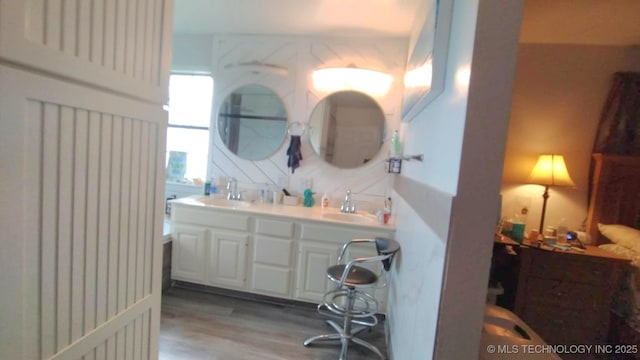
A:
404;58;432;89
312;66;393;97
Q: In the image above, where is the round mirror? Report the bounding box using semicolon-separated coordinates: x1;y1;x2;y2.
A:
309;91;386;168
218;85;288;160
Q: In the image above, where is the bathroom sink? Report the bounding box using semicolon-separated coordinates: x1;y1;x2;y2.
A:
199;198;252;208
321;212;377;225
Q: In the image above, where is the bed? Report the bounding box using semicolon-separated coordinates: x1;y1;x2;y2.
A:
586;153;640;352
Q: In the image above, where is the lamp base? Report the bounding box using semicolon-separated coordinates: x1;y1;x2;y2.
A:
538;185;550;234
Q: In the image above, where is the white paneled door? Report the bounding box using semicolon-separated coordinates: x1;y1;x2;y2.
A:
0;1;173;359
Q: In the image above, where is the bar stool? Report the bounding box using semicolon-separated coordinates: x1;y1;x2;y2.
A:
303;237;400;360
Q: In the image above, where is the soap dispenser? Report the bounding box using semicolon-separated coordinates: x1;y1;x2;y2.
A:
390;130;401;158
321;192;329;208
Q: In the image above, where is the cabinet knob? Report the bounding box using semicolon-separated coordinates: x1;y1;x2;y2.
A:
554;291;567;298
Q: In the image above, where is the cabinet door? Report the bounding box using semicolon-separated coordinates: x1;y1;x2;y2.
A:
208;231;249;289
295;241;339;302
171;224;207;283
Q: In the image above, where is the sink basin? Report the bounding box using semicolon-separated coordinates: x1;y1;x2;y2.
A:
321;212;377;225
199;198;252;208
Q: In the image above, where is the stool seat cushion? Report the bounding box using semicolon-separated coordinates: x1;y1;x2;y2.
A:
327;265;378;286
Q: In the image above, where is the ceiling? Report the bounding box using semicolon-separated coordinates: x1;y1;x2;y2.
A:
519;0;640;46
172;0;424;38
173;0;640;45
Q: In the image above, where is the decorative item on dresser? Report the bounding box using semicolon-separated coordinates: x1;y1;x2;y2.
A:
514;245;630;360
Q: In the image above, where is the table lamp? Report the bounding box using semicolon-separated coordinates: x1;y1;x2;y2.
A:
528;154;576;234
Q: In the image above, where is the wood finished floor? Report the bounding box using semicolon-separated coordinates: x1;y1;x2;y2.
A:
159;287;388;360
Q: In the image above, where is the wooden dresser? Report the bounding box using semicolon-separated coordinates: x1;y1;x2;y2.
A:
514;245;629;352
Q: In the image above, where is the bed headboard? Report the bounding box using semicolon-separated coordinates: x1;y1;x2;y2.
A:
586;153;640;245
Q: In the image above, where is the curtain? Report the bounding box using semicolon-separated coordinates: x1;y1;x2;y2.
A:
593;72;640;155
588;72;640;219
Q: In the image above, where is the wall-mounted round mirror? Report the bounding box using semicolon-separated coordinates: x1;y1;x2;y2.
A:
309;91;386;168
218;85;288;160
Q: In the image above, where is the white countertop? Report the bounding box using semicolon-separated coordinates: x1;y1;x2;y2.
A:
170;195;396;231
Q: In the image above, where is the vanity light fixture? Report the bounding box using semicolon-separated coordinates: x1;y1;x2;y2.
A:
404;58;433;89
224;60;289;76
312;66;393;97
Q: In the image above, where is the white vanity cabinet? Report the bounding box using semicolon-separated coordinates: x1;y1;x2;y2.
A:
170;200;395;312
171;205;251;290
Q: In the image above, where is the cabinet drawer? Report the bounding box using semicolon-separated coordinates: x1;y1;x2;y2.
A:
301;223;393;244
254;236;293;267
173;207;250;231
523;277;605;309
524;249;611;285
251;264;291;297
256;218;294;238
522;303;608;344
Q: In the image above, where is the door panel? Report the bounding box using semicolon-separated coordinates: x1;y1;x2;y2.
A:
0;64;167;359
0;0;172;104
172;225;207;282
295;241;339;302
208;231;249;289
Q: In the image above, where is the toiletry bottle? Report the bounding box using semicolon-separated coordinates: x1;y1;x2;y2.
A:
390;130;401;158
210;177;217;195
204;179;211;196
321;192;329;208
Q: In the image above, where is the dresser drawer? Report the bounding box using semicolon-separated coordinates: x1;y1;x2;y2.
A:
524;249;611;285
523;277;605;309
522;303;608;344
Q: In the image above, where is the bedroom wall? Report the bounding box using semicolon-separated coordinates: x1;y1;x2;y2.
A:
501;44;640;236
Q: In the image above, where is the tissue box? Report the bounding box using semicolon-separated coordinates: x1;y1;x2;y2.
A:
283;195;298;206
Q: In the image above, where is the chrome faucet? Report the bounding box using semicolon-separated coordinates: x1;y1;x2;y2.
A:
226;177;241;200
340;189;357;213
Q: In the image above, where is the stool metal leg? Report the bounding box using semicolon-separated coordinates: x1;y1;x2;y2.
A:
352;337;385;359
304;287;385;360
338;287;356;360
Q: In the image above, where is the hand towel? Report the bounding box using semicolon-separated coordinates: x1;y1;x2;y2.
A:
286;135;303;173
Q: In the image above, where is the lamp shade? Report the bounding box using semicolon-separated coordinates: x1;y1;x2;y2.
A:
528;154;576;187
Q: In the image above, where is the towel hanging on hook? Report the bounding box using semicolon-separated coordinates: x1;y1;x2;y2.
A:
286;122;305;173
288;121;305;137
287;135;303;173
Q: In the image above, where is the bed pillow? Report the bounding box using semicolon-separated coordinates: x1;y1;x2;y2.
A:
598;223;640;253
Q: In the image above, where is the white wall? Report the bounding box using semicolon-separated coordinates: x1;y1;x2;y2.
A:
501;44;640;235
172;34;408;210
387;0;524;358
171;34;213;73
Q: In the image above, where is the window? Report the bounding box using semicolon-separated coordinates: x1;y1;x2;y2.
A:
166;74;213;182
